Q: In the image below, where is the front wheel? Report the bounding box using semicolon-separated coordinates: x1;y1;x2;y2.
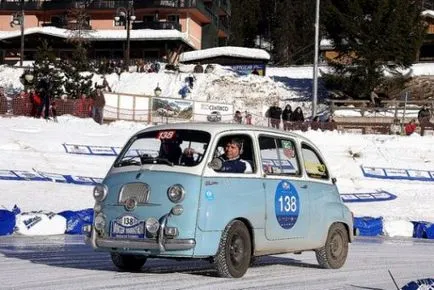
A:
111;253;147;271
214;220;252;278
315;223;349;269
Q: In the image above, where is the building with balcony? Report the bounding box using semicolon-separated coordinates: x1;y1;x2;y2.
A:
0;0;231;65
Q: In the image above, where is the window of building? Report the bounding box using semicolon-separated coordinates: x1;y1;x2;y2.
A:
167;15;180;23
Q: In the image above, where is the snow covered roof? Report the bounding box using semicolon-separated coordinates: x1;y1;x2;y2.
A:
422;9;434;18
179;46;271;63
0;26;193;45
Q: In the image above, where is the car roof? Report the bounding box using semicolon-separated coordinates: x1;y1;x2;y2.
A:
137;123;314;144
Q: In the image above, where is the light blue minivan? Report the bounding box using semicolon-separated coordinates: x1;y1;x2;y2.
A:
85;123;353;278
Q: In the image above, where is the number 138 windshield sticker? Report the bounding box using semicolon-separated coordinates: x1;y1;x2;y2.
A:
274;180;300;229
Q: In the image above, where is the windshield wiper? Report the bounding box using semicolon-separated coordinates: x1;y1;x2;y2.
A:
115;156;142;167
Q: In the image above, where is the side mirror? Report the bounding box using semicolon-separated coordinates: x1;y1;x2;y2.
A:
208;157;222;170
332;177;337;184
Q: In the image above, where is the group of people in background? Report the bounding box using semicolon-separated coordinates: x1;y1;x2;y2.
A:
266;103;316;130
233;110;252;125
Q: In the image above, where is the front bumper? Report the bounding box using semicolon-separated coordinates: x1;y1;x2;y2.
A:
85;213;196;252
93;236;195;251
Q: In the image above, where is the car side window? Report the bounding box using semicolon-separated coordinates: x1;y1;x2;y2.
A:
301;143;329;180
213;134;256;174
259;136;300;176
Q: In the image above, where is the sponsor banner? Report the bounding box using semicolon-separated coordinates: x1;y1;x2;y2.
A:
152;97;193;121
0;170;101;186
230;64;266;76
361;165;434;181
63;143;120;156
194;101;234;122
340;190;397;203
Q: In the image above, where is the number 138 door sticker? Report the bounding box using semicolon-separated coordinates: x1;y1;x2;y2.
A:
274;180;300;229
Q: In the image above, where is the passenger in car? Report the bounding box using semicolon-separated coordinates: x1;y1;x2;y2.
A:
159;140;182;164
217;138;252;173
180;147;196;166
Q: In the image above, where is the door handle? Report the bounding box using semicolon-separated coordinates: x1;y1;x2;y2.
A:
301;184;308;189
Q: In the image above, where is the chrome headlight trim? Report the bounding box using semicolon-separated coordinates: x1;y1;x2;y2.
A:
171;204;184;216
167;184;185;203
94;213;106;231
93;184;108;202
145;217;160;234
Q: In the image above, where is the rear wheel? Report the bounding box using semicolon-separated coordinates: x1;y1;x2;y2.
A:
214;220;252;278
315;223;349;269
110;253;147;271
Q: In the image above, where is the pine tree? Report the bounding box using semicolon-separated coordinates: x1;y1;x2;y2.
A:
32;40;64;99
228;0;260;47
321;0;426;98
61;56;93;99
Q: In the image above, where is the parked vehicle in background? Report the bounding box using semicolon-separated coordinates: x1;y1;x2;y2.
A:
207;111;222;122
85;123;353;278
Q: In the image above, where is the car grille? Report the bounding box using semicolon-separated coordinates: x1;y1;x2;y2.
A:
119;182;150;204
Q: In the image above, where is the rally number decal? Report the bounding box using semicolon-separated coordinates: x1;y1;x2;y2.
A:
274;180;300;229
157;130;176;140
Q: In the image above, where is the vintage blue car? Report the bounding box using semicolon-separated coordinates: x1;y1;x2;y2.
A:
85;123;353;278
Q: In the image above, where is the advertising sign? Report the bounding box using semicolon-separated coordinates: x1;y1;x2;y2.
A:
230;64;266;76
152;97;193;121
193;101;234;122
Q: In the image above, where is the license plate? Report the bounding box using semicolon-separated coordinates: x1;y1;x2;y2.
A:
110;215;145;239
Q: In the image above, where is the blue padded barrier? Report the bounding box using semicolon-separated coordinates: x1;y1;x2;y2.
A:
412;221;434;239
361;165;434;182
0;169;102;186
341;190;397;203
354;217;383;236
63;143;121;156
0;210;15;236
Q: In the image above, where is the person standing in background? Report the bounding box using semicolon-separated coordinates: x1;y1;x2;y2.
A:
417;104;431;124
92;87;105;125
268;102;282;129
281;104;292;131
234;110;243;124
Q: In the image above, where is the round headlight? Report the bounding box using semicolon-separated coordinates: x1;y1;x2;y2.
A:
93;184;108;202
145;217;160;234
94;213;106;231
167;184;185;203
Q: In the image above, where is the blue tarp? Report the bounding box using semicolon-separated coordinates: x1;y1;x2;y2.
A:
58;208;94;235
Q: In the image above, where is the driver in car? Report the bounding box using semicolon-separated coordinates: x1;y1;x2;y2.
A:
216;138;252;173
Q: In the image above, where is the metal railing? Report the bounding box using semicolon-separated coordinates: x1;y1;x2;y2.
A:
327;99;434;121
132;21;181;31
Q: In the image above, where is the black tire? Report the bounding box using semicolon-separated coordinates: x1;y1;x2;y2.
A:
110;253;147;271
214;220;252;278
315;223;349;269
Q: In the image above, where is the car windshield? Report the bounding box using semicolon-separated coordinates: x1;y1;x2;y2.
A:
114;129;211;167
